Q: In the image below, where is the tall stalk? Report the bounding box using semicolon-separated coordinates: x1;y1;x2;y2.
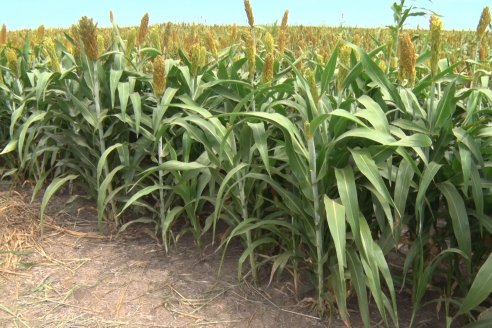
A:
305;122;324;313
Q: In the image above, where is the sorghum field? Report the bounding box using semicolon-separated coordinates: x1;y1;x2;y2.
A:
1;1;492;327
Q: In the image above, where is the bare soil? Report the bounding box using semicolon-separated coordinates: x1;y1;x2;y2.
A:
0;184;443;327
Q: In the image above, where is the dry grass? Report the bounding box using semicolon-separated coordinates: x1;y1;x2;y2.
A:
0;191;41;272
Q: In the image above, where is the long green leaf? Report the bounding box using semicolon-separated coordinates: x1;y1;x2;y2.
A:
40;175;78;235
437;181;472;260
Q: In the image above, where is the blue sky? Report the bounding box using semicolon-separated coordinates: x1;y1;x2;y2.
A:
2;0;490;31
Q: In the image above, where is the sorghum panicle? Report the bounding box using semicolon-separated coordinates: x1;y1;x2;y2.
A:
152;55;166;98
430;15;443;78
244;0;255;28
138;13;149;46
398;33;416;87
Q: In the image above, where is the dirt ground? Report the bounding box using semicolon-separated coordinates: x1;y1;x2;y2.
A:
0;185;442;328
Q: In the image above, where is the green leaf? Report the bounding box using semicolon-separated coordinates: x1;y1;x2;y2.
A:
0;139;17;155
335;167;359;233
437;181;472;260
433;82;456;130
40;175;78;235
118;82;130;117
18;112;46;163
35;71;54;103
97;165;124;226
118;185;162;218
394;160;414;226
247;122;270;174
453;250;491;318
109;69;123;109
351;149;395;211
355;46;404;109
324;196;347;320
324;196;346;268
96;143;122;186
347;248;370;328
69;93;97;128
356;95;390;134
415;162;442;230
320;45;338;94
130;92;142;136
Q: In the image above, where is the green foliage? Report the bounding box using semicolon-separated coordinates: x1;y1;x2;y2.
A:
0;13;491;328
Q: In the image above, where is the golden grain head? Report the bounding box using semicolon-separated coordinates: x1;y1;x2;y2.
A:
339;44;351;65
429;15;442;77
281;10;289;30
45;37;61;73
477;6;491;39
207;30;218;58
152;55;166;97
190;43;207;76
264;32;274;55
398;33;416;87
262;53;274;84
243;32;256;79
479;41;489;61
97;34;105;57
0;24;7;45
109;10;114;24
278;32;286;53
138;13;150;45
36;25;45;43
230;24;238;43
78;16;99;61
244;0;255;28
5;48;18;74
162;22;172;50
305;68;319;104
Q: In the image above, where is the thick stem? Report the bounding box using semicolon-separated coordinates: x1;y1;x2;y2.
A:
429;81;436;130
307;133;324;313
93;62;116;227
158;134;167;248
238;177;258;283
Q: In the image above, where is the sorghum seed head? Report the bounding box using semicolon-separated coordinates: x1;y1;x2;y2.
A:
36;25;45;43
152;55;166;97
477;6;491;40
162;23;172;51
244;31;256;79
264;32;274;55
305;68;319;103
262;53;274;84
45;38;61;73
207;30;218;58
244;0;255;28
281;10;289;30
5;48;17;74
190;43;207;76
337;44;351;92
78;16;99;61
230;24;238;43
97;34;105;57
398;33;416;87
138;13;149;46
430;15;442;78
0;24;7;45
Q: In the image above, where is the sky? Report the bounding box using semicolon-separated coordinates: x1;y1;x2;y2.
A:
2;0;490;31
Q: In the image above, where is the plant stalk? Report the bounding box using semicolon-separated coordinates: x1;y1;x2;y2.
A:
307;128;324;313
